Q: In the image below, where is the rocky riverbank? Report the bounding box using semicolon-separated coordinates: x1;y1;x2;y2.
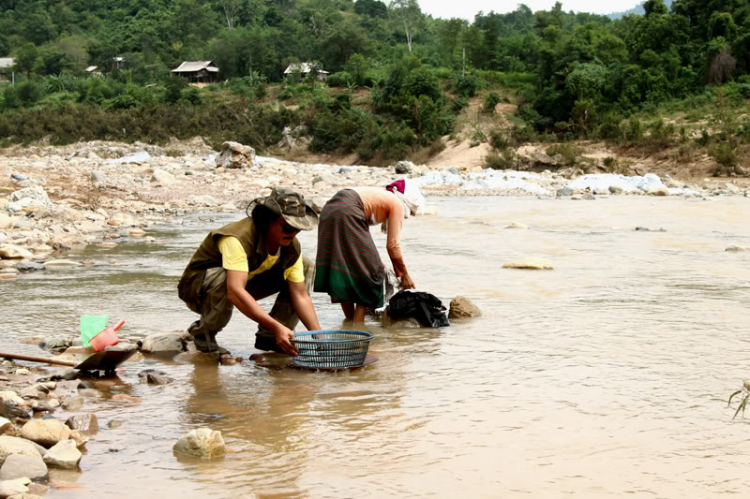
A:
1;139;749;280
0;326;245;496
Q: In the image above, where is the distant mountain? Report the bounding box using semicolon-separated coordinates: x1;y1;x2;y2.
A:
609;0;674;19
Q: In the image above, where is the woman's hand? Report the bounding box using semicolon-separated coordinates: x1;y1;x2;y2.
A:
401;273;415;290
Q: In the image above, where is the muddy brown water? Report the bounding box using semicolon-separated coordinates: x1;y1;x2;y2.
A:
2;196;750;498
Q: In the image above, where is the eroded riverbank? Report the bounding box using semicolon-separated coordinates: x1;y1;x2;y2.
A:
1;140;749;282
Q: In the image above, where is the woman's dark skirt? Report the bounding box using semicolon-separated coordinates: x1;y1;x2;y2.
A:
314;189;385;308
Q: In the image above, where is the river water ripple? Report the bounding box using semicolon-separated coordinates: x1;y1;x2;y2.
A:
1;196;750;498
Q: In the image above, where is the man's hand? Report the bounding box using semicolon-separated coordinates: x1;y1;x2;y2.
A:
401;272;415;290
274;325;299;356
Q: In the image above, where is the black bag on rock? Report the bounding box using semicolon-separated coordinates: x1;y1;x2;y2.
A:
386;291;450;328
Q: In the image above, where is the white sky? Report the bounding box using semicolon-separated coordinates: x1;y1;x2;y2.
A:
418;0;641;20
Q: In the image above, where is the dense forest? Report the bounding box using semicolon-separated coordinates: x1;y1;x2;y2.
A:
0;0;749;166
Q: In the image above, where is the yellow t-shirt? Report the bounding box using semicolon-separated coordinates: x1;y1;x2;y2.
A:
217;236;304;283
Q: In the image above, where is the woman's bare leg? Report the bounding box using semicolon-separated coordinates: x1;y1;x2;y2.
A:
353;304;366;323
340;302;355;321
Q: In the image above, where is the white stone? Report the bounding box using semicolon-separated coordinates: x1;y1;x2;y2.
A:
0;477;29;498
216;141;256;169
0;454;47;481
173;428;225;459
0;246;34;260
43;440;81;470
192;195;219;207
8;186;51;208
151;169;175;185
140;332;184;353
0;437;42;466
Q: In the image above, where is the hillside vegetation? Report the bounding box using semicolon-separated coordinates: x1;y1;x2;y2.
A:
0;0;749;173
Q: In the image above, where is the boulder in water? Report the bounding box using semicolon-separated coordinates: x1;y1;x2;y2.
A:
448;297;482;319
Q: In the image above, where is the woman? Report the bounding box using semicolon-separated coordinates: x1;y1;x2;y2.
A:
314;180;423;322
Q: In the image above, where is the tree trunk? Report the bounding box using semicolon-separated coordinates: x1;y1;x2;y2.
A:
404;19;412;53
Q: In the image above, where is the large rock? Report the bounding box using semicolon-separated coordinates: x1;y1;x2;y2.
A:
0;454;47;482
0;419;18;438
216;141;255;169
395;161;416;174
173;428;225;459
111;151;151;164
140;332;185;353
65;414;97;434
42;440;81;470
0;215;11;230
648;187;670;197
192;195;219;207
20;420;71;448
448;296;482;319
502;257;554;270
0;246;33;260
0;402;29;421
8;187;51;210
151;169;175;185
0;478;30;498
60;397;83;411
0;437;42;466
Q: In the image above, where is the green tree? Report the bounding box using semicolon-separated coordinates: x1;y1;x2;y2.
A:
389;0;421;53
644;0;668;17
15;43;39;79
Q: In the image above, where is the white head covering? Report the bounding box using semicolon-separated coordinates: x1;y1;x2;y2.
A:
381;180;423;233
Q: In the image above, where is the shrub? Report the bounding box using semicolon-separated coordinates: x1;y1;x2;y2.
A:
483;92;501;113
1;85;21;110
625;117;644;143
597;113;624;141
489;129;511;150
164;77;187;104
708;142;738;166
403;67;441;101
326;71;355;88
452;74;479;97
451;96;468;112
180;87;202;105
485;149;516;170
510;124;537;144
647;119;675;148
278;86;295;100
696;128;711;146
546;143;581;165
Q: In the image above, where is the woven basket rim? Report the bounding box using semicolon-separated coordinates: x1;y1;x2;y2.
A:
291;330;374;345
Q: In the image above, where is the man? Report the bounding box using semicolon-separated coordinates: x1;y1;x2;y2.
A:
178;187;322;356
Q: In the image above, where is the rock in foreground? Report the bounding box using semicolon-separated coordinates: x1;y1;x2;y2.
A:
43;440;82;470
20;420;71;448
0;454;47;481
173;428;225;459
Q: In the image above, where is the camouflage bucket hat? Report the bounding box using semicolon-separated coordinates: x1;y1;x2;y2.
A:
250;187;318;231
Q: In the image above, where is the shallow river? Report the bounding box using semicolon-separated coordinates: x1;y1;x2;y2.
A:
2;196;750;498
